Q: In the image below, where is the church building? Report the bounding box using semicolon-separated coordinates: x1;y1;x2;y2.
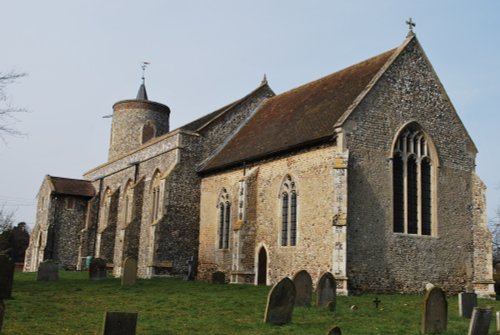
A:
24;31;494;297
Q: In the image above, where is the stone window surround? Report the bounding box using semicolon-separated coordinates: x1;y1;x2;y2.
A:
217;188;231;250
150;169;163;225
391;121;439;237
278;174;298;247
122;180;134;227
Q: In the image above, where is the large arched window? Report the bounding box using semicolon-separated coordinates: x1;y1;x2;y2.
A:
392;123;434;235
151;171;162;223
280;175;297;246
217;188;231;249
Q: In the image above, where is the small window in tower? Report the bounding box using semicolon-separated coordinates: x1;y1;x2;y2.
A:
142;122;156;144
66;197;75;210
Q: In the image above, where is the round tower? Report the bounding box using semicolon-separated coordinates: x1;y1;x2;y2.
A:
108;81;170;161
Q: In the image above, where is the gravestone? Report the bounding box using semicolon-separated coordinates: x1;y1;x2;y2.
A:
293;270;312;306
421;286;447;334
102;311;137;335
212;271;225;284
184;256;197;281
496;311;500;332
459;292;477;318
264;277;296;325
121;257;137;286
326;325;341;335
89;258;107;281
37;260;59;281
0;299;5;333
0;254;15;299
317;272;336;309
468;307;493;335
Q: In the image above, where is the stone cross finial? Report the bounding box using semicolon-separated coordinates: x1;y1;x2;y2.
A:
406;18;416;37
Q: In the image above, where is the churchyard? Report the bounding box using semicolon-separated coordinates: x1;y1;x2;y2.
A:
2;271;500;334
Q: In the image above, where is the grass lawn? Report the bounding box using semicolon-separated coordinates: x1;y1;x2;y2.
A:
2;271;500;334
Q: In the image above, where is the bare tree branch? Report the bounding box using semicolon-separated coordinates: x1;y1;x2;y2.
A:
0;71;27;142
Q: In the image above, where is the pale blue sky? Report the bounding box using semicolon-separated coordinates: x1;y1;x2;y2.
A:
1;1;499;227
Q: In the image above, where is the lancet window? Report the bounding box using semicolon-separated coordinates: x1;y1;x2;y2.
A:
218;188;231;249
280;175;297;246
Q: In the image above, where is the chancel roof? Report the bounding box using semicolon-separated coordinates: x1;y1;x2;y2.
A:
200;46;398;173
48;176;96;197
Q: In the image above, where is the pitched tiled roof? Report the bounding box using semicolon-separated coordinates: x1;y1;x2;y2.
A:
49;176;96;197
200;47;397;172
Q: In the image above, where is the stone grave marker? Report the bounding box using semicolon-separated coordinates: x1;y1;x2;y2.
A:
89;258;107;281
102;311;137;335
36;260;59;281
496;311;500;332
317;272;336;309
468;307;493;335
293;270;312;306
0;299;5;333
264;277;296;325
326;325;341;335
184;256;197;281
212;271;225;284
121;257;137;286
421;286;447;334
0;254;15;299
459;292;477;318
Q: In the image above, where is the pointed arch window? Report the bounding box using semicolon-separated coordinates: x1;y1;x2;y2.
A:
123;181;134;225
151;171;162;223
280;175;297;246
218;188;231;249
100;188;112;229
392;124;435;236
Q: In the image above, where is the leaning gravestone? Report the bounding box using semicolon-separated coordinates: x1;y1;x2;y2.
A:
459;292;477;318
212;271;225;284
121;257;137;286
264;277;296;325
422;286;447;334
89;258;107;281
496;311;500;332
293;270;312;306
468;307;493;335
0;254;15;299
326;325;342;335
0;299;5;333
317;272;336;309
37;260;59;281
102;311;137;335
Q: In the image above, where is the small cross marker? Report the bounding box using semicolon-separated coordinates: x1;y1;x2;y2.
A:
373;296;381;309
406;18;416;36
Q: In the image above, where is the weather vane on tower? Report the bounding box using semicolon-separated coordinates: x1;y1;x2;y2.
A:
141;61;150;85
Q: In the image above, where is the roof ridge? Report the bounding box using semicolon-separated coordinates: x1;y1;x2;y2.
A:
334;35;415;127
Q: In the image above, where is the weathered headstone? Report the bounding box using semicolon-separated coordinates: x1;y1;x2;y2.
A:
0;254;15;299
264;277;296;325
326;325;341;335
36;260;59;281
317;272;336;309
102;311;137;335
212;271;225;284
89;258;107;281
0;299;5;333
496;311;500;332
422;286;447;334
121;257;137;286
459;292;477;318
468;307;493;335
292;270;312;306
